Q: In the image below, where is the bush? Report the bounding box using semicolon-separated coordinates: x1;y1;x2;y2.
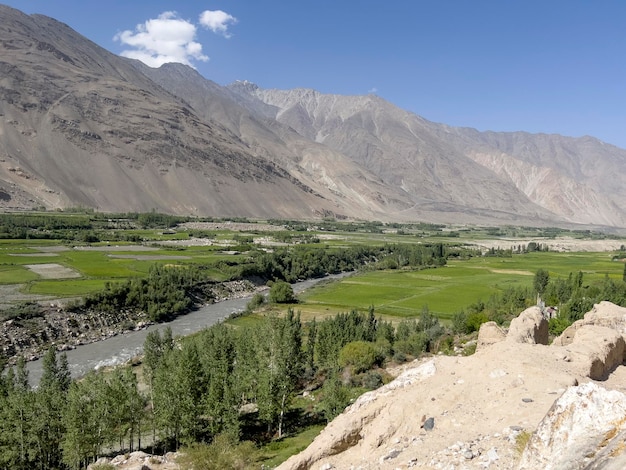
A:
394;332;428;357
338;341;380;373
268;281;296;304
245;292;266;312
320;374;351;422
466;312;489;333
177;435;258;470
360;370;383;389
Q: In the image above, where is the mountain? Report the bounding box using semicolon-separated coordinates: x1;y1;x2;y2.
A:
0;5;390;220
227;85;626;228
1;4;626;229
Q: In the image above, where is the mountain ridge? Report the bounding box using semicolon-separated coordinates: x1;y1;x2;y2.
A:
1;4;625;229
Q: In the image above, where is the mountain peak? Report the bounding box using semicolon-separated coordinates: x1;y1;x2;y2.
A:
229;80;260;93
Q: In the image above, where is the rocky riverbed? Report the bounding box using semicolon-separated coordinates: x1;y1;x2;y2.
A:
0;280;258;365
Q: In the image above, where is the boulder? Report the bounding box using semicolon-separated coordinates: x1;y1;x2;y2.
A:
517;382;626;470
506;306;548;345
558;325;625;380
476;321;506;351
553;301;626;346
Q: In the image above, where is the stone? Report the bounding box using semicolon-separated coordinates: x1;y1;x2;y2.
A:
562;325;626;380
476;321;506;350
506;306;548;345
517;382;626;470
422;417;435;431
380;449;401;462
554;301;626;346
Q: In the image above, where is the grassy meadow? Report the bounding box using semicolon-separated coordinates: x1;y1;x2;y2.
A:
0;212;624;322
294;251;624;322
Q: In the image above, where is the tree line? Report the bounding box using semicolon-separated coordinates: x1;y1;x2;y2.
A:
75;242;451;322
0;306;447;469
451;268;626;335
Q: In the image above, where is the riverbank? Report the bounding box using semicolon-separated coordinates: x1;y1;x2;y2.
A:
1;279;260;365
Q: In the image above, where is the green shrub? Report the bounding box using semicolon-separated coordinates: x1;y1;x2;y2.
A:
338;340;380;373
269;281;296;304
177;434;258;470
360;370;383;389
394;332;428;357
319;374;351;422
466;312;489;332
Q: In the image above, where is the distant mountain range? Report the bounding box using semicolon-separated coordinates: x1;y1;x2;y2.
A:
1;4;625;229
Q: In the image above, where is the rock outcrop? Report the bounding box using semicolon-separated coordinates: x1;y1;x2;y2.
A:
87;451;179;470
506;306;549;345
476;321;506;351
517;382;626;470
278;301;626;470
553;301;626;346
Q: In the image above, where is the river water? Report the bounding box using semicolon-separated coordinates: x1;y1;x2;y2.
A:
25;274;347;385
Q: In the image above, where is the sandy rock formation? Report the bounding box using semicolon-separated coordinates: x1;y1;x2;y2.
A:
278;301;626;470
553;301;626;346
557;325;626;380
476;321;506;351
506;306;549;345
517;382;626;470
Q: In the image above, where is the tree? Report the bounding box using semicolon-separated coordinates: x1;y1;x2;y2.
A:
198;325;239;438
0;358;35;470
268;281;296;304
338;341;380;373
62;372;110;470
534;269;550;295
255;310;303;438
319;373;350;422
33;347;70;469
153;343;205;449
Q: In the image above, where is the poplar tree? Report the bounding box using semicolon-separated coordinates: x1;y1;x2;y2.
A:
256;309;303;438
33;347;70;469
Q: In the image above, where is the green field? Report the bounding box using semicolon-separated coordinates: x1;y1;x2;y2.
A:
0;213;623;313
297;251;624;321
0;237;251;300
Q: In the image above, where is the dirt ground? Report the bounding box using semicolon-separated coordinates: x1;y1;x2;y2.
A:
472;236;624;252
24;263;81;279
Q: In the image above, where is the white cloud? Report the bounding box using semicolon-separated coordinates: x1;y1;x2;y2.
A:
114;11;208;68
368;87;378;94
199;10;238;38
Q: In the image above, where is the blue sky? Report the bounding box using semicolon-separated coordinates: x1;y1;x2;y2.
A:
5;1;626;148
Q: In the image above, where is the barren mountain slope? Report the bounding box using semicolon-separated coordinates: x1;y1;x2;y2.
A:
2;4;626;227
228;85;559;222
0;5;362;219
230;84;626;228
130;63;417;219
436;127;626;227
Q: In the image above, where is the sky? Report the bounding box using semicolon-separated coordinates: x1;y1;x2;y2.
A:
4;1;626;148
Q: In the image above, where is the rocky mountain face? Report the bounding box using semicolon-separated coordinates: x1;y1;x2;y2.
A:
0;5;381;220
229;85;626;228
1;5;626;228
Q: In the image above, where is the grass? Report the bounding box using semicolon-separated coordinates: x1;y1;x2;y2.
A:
24;279;112;296
515;430;532;455
257;424;325;467
297;251;625;321
0;237;254;298
0;264;40;284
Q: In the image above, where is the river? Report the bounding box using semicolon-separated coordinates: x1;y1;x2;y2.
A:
25;274;348;385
